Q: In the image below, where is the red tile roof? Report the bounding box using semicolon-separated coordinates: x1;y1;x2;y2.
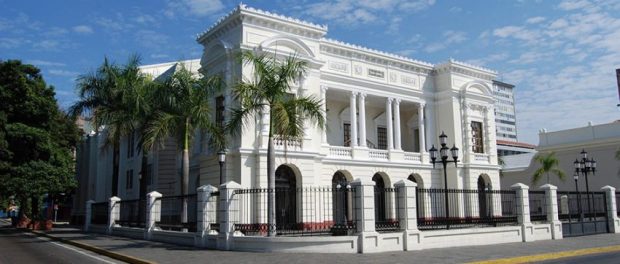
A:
496;140;536;149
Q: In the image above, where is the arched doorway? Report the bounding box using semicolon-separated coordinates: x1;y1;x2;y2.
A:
407;173;424;188
275;165;297;230
332;171;351;225
373;173;386;221
477;175;491;218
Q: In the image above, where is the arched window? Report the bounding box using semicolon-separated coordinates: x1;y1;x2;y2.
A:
477;175;491;218
373;173;386;221
275;165;297;230
332;171;352;225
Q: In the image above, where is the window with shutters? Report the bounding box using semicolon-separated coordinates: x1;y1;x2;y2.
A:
471;121;484;153
343;123;351;147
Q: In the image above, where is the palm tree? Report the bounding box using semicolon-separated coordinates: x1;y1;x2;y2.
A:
142;64;224;224
71;56;137;197
532;152;566;185
228;51;325;236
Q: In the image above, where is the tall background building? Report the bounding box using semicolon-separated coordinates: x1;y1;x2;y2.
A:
492;80;536;156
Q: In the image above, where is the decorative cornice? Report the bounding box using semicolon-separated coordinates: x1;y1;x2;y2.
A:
320;38;434;74
434;59;497;80
196;4;327;44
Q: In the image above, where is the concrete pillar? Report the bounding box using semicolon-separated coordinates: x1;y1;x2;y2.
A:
511;183;534;242
197;185;218;247
349;92;358;147
418;103;426;162
601;186;620;233
540;184;562;240
320;86;328;145
394;180;422;251
358;93;367;147
351;178;379;253
386;98;394;150
145;191;162;240
84;200;94;231
394;99;401;150
218;181;242;251
108;196;120;235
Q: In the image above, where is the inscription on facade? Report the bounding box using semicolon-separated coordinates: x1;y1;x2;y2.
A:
401;75;417;86
328;61;348;73
368;69;385;79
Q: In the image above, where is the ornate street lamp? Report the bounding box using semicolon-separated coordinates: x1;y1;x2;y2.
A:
574;149;596;220
429;131;459;229
573;171;583;221
218;150;227;185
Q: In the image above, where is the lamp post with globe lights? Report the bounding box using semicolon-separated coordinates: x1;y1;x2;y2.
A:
428;131;459;230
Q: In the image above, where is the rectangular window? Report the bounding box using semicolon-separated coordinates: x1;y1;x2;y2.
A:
471;121;484;153
126;169;133;189
216;96;225;128
377;127;387;150
147;164;153;186
126;132;135;158
343;123;351;147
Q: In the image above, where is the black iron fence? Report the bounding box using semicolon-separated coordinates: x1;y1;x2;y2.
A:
117;199;146;228
91;202;108;225
529;191;547;222
207;191;219;232
156;194;197;232
374;188;400;232
416;188;518;230
557;191;607;222
616;192;620;217
233;186;357;236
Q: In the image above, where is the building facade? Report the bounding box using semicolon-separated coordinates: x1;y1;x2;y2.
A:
74;5;502;221
493;80;517;141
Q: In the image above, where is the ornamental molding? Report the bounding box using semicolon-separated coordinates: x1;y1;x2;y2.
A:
320;39;434;75
196;4;327;44
434;59;497;81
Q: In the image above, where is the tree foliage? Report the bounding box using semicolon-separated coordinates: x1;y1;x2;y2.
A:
0;60;79;218
532;151;566;185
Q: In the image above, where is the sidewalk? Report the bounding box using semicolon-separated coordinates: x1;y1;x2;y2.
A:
29;225;620;264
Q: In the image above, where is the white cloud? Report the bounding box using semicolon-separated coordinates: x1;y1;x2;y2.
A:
26;60;66;67
33;40;60;50
165;0;224;18
301;0;434;25
49;69;79;77
526;16;546;24
0;38;24;49
424;30;467;53
150;54;169;59
558;0;591;10
73;25;93;34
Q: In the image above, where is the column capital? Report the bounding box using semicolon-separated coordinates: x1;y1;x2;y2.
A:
320;85;328;93
394;98;401;105
418;102;426;108
359;92;367;99
386;97;394;104
350;91;358;98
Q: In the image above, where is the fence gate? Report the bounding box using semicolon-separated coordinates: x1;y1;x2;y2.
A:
557;191;608;237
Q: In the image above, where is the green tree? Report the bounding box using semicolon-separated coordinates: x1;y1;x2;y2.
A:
532;152;566;185
142;64;224;223
228;51;325;236
0;60;79;220
71;55;151;198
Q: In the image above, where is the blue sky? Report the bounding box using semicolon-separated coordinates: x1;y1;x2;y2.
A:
1;0;619;144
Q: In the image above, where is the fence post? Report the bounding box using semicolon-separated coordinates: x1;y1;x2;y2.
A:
145;191;162;240
511;183;533;242
350;178;379;253
197;185;218;248
108;196;120;235
394;179;422;251
84;200;94;231
540;184;562;240
218;181;241;251
601;186;620;233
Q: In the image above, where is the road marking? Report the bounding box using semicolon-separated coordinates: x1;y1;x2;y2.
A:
26;231;120;264
468;245;620;264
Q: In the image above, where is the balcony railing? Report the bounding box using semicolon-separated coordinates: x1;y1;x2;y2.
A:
404;152;422;162
328;146;352;158
274;137;302;149
369;149;388;160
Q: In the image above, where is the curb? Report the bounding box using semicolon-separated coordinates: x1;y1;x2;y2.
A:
468;244;620;264
28;229;156;264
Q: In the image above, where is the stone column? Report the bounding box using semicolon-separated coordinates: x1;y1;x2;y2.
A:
395;180;422;251
601;186;620;233
418;103;426;154
540;184;563;240
386;98;394;150
320;86;328;145
84;200;94;231
349;92;358;147
351;178;379;253
218;181;242;251
145;191;162;240
358;93;367;147
196;185;218;248
512;183;534;242
394;99;402;150
108;196;120;235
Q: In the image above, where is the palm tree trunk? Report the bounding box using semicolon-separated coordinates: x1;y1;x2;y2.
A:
181;120;190;226
112;141;120;196
138;151;148;222
267;118;276;237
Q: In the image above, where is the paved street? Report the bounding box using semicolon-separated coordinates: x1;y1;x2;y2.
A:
0;222;120;264
4;219;620;264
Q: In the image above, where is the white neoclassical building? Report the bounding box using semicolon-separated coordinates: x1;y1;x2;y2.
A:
74;5;502;222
